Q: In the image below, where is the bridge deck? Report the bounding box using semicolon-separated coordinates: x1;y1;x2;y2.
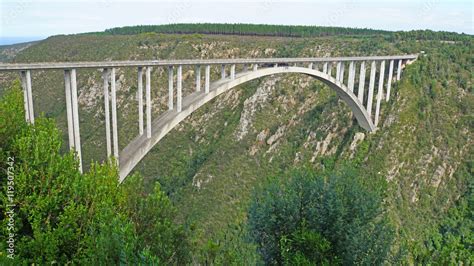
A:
0;55;418;71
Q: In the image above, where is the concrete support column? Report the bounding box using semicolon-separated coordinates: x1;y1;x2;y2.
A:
328;63;333;77
102;69;112;157
205;65;210;93
221;64;226;79
339;62;345;82
110;68;119;161
253;64;258;71
145;67;152;138
168;66;174;110
348;61;355;92
336;62;341;81
358;61;366;103
20;72;29;122
375;61;386;126
137;67;144;135
367;61;377;116
386;60;394;101
274;63;278;68
243;64;248;72
195;65;201;92
308;62;313;69
64;70;75;151
177;65;182;112
69;69;83;173
20;70;34;123
230;64;236;80
323;62;328;74
397;59;402;81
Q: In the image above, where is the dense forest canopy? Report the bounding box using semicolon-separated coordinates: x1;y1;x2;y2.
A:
102;23;471;42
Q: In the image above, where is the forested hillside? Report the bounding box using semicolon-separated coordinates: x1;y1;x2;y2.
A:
102;23;470;41
0;25;472;264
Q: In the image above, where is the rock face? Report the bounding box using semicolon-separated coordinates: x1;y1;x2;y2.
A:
235;77;278;140
348;132;365;158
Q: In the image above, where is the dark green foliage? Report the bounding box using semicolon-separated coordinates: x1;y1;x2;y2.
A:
195;224;261;265
102;24;471;42
0;80;26;154
105;23;391;38
248;167;394;265
412;159;473;264
0;82;190;264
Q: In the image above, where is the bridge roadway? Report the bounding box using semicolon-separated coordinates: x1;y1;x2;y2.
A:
0;55;418;70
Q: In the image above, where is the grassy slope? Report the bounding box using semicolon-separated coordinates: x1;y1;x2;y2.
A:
0;32;472;260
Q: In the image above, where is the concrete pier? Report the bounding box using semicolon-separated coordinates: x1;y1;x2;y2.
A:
64;70;75;151
205;65;210;93
339;62;345;82
221;64;226;79
146;67;152;138
230;64;236;80
177;65;182;112
168;66;174;110
358;61;366;103
195;65;201;92
70;69;82;172
375;60;385;126
137;67;144;135
20;70;34;123
367;61;376;116
386;60;394;101
397;59;402;81
348;61;355;92
110;68;119;160
102;69;112;157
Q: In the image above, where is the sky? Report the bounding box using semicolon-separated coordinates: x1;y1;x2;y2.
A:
0;0;472;45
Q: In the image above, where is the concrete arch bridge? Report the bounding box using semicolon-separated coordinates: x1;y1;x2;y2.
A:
0;54;417;182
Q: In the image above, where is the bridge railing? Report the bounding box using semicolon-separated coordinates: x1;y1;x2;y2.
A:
0;55;418;174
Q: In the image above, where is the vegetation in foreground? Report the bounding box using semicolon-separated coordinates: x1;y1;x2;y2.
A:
0;82;190;264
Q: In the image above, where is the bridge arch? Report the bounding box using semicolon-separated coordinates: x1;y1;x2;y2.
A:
118;66;374;182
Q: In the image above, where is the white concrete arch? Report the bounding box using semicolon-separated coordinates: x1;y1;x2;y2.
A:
118;66;374;182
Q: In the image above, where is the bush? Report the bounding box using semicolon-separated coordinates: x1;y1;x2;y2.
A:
248;167;394;265
0;82;190;264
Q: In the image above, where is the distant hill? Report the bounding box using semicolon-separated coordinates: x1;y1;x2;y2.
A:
102;23;471;41
0;41;39;62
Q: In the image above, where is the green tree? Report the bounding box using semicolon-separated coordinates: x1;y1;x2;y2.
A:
248;167;394;265
0;82;190;264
